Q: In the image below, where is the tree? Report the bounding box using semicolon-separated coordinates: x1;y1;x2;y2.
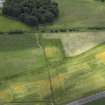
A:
2;0;59;26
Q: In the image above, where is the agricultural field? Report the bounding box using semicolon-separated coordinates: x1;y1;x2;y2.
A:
1;32;105;105
0;33;65;105
0;34;51;105
1;0;105;105
46;0;105;30
43;33;105;105
43;32;105;56
50;43;105;104
0;34;47;79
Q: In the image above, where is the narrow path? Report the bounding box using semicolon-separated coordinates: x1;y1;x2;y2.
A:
66;91;105;105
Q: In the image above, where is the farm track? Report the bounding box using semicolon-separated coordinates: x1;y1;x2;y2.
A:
66;91;105;105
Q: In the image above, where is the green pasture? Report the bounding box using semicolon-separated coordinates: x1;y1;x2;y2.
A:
46;0;105;30
0;34;46;79
1;33;105;105
0;15;31;32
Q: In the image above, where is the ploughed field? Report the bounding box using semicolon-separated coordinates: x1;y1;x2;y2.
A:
1;32;105;105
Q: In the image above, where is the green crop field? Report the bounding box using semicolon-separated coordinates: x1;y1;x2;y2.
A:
0;34;46;79
50;43;105;104
42;33;105;104
0;34;52;105
1;33;105;105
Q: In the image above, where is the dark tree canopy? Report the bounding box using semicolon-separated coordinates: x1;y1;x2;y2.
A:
2;0;59;26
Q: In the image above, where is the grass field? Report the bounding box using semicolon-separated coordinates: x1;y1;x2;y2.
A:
45;0;105;30
42;33;105;104
0;34;47;79
85;98;105;105
0;15;31;32
0;34;53;105
1;33;105;105
48;43;105;104
1;0;105;105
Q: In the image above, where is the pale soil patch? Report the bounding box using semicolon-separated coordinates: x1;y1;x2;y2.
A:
43;32;105;57
45;47;62;61
96;51;105;63
45;47;59;58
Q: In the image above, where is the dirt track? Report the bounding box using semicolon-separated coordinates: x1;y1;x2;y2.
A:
66;91;105;105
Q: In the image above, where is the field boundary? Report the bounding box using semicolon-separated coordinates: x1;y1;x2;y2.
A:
1;27;105;34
